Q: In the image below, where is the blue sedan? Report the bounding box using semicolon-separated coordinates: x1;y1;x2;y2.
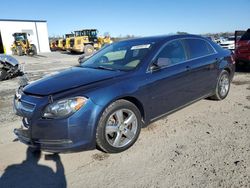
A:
14;35;235;153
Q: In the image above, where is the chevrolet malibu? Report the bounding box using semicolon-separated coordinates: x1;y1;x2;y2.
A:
14;35;235;153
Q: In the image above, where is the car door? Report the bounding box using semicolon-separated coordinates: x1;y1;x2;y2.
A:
183;38;218;97
146;39;199;120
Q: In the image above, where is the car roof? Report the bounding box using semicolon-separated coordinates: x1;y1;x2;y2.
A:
118;34;208;44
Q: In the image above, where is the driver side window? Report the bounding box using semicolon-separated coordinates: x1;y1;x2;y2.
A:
156;40;187;68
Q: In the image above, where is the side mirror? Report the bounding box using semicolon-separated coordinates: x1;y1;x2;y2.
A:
78;55;86;64
149;58;171;72
149;60;160;72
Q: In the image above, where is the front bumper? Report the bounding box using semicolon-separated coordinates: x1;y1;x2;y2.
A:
13;92;102;153
13;128;86;153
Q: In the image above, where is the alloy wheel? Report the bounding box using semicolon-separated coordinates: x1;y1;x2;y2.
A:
219;74;229;97
105;109;138;148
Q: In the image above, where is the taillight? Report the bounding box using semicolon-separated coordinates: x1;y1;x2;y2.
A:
228;52;235;64
224;54;235;64
231;53;235;64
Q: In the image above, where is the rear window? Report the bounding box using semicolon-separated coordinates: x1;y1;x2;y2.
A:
185;39;215;59
240;29;250;41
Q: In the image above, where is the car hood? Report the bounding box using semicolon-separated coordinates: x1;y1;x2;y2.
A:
24;67;124;96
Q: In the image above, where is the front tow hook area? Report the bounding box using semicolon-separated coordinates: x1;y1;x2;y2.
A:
14;128;31;144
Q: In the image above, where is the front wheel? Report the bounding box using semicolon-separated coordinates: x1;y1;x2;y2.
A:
11;48;17;55
96;100;142;153
210;70;230;100
16;46;23;56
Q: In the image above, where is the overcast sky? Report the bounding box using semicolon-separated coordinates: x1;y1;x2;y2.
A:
0;0;249;37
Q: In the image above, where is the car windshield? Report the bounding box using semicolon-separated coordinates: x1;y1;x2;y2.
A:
80;40;155;71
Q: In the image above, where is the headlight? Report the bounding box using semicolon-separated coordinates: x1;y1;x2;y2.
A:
43;97;87;119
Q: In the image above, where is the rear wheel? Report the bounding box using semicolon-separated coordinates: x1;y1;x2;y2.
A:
0;68;7;81
84;44;94;56
30;44;37;56
210;70;230;100
96;100;142;153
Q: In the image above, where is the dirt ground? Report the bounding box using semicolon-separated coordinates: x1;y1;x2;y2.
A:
0;52;249;188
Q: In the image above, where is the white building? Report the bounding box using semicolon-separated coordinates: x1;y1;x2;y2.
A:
0;19;50;54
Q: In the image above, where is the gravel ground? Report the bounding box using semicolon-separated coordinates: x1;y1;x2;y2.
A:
0;52;249;188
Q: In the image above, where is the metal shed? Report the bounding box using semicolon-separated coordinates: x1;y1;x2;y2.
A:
0;19;50;54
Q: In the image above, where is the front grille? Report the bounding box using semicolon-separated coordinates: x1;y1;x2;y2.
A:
14;98;36;116
70;39;74;47
21;100;36;112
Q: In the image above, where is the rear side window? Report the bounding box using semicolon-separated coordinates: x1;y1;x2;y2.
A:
240;29;250;40
185;39;215;59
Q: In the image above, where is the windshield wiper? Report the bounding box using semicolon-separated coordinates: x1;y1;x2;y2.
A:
96;66;119;71
81;65;121;71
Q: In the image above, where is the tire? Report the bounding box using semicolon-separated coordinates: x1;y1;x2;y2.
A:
84;44;94;56
210;70;230;100
0;68;7;81
96;100;142;153
16;46;23;56
11;48;17;55
30;44;37;56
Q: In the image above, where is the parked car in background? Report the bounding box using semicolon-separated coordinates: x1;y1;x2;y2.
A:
220;36;235;50
235;29;250;65
13;35;235;153
0;55;23;81
214;37;225;44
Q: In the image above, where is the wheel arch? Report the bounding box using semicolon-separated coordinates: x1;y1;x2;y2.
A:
224;67;231;75
223;66;234;81
84;43;94;46
117;96;146;125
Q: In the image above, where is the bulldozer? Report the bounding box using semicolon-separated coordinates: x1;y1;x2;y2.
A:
69;29;112;56
11;33;37;56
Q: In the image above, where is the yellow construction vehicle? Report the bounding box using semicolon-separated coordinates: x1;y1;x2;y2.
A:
64;33;75;51
50;39;58;51
69;29;112;55
11;33;37;56
57;38;64;50
98;36;113;46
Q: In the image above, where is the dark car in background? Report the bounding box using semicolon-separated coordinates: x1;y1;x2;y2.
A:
13;35;235;153
235;29;250;65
